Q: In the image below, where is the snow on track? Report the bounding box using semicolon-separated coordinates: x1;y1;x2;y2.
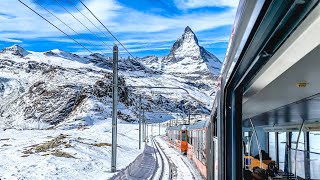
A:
151;136;172;180
154;136;203;180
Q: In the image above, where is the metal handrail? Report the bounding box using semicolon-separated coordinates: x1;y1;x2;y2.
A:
249;118;263;168
288;147;320;155
294;117;306;179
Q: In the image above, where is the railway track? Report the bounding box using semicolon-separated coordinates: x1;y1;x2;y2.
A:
151;136;173;180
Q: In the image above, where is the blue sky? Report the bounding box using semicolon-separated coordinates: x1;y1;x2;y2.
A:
0;0;238;61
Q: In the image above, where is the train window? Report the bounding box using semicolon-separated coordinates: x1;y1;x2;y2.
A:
182;130;186;141
278;132;286;170
290;132;305;178
202;130;206;164
268;132;277;161
310;131;320;178
310;131;320;153
291;132;305;151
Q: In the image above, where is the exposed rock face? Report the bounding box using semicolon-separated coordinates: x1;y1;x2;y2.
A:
165;26;222;76
0;59;132;129
0;27;221;129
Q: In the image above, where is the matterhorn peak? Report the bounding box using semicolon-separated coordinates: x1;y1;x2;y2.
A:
184;26;193;33
168;26;200;59
165;26;222;76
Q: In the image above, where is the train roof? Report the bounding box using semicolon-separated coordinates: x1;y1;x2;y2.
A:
166;124;188;131
187;120;208;130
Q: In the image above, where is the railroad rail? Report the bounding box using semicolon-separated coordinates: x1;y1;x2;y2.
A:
151;136;173;180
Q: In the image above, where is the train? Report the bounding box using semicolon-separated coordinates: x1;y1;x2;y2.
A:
166;121;209;178
167;0;320;179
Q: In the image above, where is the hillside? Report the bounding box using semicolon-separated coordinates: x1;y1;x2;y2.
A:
0;27;221;130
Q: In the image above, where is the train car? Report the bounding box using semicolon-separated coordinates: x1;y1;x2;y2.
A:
187;120;209;179
166;124;188;154
206;0;320;179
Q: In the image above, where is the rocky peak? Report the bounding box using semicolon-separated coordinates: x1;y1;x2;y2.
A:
2;44;29;57
168;26;200;58
184;26;193;33
165;26;222;75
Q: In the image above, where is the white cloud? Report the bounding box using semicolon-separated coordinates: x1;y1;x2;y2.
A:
174;0;239;10
0;38;23;43
0;0;237;56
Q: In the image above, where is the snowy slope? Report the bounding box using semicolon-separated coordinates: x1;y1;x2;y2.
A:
0;29;221;179
0;40;218;129
0;120;144;179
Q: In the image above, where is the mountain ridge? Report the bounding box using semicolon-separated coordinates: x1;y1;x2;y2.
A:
0;27;220;130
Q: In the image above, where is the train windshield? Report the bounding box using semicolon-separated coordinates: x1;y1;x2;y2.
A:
182;130;186;141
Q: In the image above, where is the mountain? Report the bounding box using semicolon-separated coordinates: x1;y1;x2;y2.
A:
1;44;30;57
0;27;220;130
164;26;222;76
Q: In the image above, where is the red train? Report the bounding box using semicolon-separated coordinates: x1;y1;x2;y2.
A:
166;120;209;179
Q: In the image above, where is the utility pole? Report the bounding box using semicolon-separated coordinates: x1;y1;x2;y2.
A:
188;109;191;124
146;124;148;142
139;95;142;149
145;120;147;141
142;109;145;142
111;45;118;173
159;123;160;136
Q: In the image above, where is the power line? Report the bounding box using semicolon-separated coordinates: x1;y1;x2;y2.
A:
34;0;105;54
66;0;116;47
78;0;136;59
53;0;113;51
18;0;93;54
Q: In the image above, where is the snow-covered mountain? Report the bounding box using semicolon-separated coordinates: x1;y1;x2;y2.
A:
0;27;221;130
141;26;222;76
166;26;222;75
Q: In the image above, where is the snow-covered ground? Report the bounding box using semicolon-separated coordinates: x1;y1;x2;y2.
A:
0;119;144;180
0;26;220;179
154;136;203;180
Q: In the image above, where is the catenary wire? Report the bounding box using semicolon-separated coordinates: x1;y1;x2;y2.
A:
34;0;105;54
53;0;113;51
65;0;116;47
78;0;136;59
18;0;93;54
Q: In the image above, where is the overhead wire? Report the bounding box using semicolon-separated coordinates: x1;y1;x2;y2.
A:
18;0;93;54
65;0;116;47
52;0;113;51
34;0;105;54
78;0;136;59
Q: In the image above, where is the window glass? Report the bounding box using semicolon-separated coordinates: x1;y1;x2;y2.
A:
310;131;320;179
290;147;305;178
310;131;320;153
269;132;277;161
278;132;286;170
292;132;304;151
182;131;186;141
